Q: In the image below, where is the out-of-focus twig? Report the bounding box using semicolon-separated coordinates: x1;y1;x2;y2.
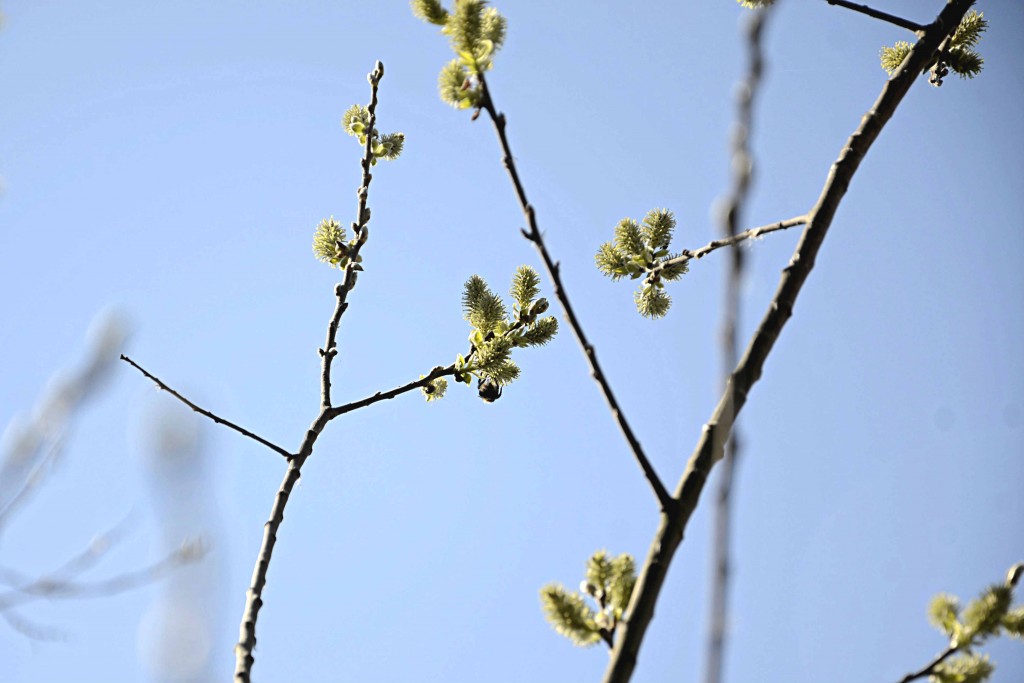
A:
0;435;65;530
705;8;771;683
0;539;204;612
1;311;128;531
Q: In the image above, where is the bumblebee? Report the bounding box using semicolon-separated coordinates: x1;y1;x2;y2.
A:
477;378;503;403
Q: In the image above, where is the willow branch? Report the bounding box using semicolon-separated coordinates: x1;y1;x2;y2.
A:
120;354;292;459
603;2;976;681
826;0;926;32
653;216;807;276
475;72;673;513
320;62;384;409
234;61;386;683
896;645;958;683
328;365;456;418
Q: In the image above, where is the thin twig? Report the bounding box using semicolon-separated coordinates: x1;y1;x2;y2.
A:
653;216;807;275
328;365;456;418
897;645;958;683
0;540;202;611
0;435;66;531
120;354;292;460
476;72;674;514
603;2;976;681
233;61;386;683
0;514;135;588
1;609;64;641
826;0;926;32
320;64;384;409
705;9;771;683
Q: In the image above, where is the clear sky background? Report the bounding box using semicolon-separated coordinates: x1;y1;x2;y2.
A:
1;1;1022;682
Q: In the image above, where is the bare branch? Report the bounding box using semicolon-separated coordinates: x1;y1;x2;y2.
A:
653;216;808;275
120;354;292;460
827;0;926;33
1;608;64;641
232;355;457;681
475;72;674;514
328;364;456;418
2;311;127;530
0;435;66;531
320;63;384;409
0;539;203;612
234;60;388;683
603;2;977;681
896;645;958;683
706;9;771;683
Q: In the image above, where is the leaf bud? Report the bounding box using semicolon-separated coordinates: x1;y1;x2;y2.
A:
530;298;549;316
1008;563;1024;588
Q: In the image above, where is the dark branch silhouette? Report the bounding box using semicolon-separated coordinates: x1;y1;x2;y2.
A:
475;71;674;514
652;216;808;276
896;645;958;683
120;354;293;460
827;0;926;32
603;2;977;681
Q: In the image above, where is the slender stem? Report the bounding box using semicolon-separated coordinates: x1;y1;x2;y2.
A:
603;2;976;681
120;354;292;459
320;61;384;409
653;216;807;275
897;645;958;683
328;365;456;418
826;0;925;32
705;9;770;683
0;435;65;531
0;542;200;611
475;72;674;514
233;61;385;683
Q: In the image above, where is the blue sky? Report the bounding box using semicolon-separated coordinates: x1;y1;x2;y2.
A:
1;1;1022;682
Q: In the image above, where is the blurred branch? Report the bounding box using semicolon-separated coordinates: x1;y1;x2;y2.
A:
120;354;293;460
1;311;127;530
705;8;771;683
476;72;673;514
0;311;210;643
1;609;64;642
0;514;133;588
0;539;203;612
0;436;65;531
603;2;977;681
